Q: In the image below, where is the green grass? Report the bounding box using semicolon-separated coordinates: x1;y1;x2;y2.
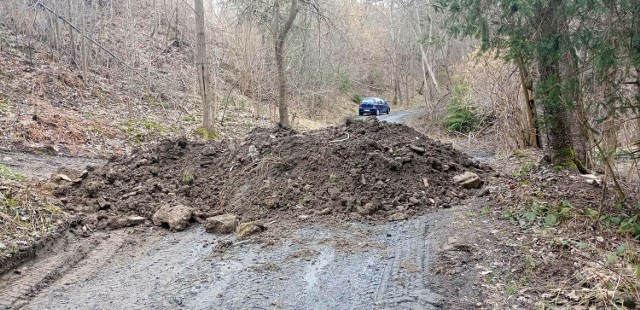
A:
0;164;24;181
193;127;220;140
182;170;195;185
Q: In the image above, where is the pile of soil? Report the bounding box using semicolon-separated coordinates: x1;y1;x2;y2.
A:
57;118;490;229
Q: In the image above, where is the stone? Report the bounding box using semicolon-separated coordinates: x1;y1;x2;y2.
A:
408;144;426;155
422;177;429;188
152;204;194;231
248;145;259;161
127;216;146;226
97;198;111;210
476;187;491;197
0;242;5;250
236;222;264;240
327;187;341;197
453;172;482;189
54;174;72;182
357;202;377;215
408;197;420;205
204;214;238;234
105;168;118;183
388;213;408;221
317;207;332;215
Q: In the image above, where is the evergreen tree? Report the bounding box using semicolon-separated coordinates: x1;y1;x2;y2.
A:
438;0;640;169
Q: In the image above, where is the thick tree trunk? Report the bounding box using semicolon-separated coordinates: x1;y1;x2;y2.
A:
274;0;299;127
564;49;590;168
195;0;215;132
536;0;576;168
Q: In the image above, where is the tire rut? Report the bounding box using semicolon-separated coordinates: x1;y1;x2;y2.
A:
0;233;106;309
8;211;453;310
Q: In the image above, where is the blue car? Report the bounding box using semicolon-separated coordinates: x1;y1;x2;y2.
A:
359;97;390;116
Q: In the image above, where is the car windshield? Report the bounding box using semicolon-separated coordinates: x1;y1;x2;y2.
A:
361;99;377;105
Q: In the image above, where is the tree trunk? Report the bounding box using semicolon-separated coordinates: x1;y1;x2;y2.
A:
536;0;576;168
81;0;88;82
637;68;640;145
195;0;215;132
274;0;299;127
68;0;76;63
633;0;640;144
51;0;60;52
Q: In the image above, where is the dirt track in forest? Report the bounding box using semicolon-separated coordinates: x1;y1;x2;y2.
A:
1;209;486;310
0;115;491;310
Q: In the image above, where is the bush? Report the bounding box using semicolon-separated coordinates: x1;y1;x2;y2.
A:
444;80;482;134
352;93;362;104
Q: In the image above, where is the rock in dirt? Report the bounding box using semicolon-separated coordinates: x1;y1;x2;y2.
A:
235;222;264;240
152;204;193;231
53;174;72;182
388;213;408;221
357;202;378;215
316;208;332;216
127;216;146;226
408;144;426;155
453;172;482;189
204;214;238;234
97;198;111;210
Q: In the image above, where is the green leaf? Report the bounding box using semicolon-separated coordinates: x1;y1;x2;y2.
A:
544;214;557;227
605;253;617;265
616;244;626;256
584;208;599;217
524;211;537;222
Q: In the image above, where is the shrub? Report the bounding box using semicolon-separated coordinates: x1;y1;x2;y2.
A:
444;79;483;134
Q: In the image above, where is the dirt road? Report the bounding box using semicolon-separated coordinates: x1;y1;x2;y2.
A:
376;108;424;124
0;118;488;310
0;151;105;180
0;208;483;310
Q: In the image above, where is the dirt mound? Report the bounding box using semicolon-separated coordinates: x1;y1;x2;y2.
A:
57;118;490;230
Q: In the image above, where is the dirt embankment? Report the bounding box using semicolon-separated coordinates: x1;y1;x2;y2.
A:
57;118;490;231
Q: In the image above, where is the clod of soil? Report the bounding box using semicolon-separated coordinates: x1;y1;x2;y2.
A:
57;118;490;231
204;214;238;234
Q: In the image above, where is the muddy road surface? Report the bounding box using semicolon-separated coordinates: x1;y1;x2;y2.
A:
0;209;479;310
376;108;424;124
0;151;105;180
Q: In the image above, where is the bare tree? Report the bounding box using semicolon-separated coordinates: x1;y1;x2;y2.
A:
67;0;76;63
195;0;215;132
81;0;88;81
274;0;299;127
